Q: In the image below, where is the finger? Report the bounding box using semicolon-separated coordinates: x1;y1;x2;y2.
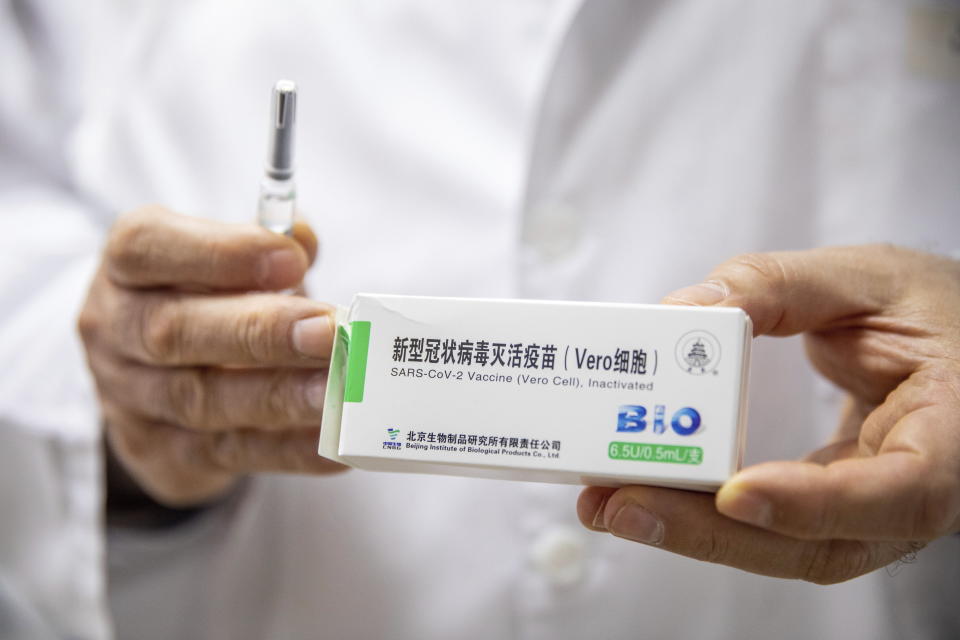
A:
577;485;912;584
856;367;949;457
801;438;859;465
718;368;960;540
91;350;327;430
717;405;960;541
832;394;872;443
578;486;617;531
836;394;860;431
291;218;319;266
106;206;313;291
104;288;335;366
105;406;345;507
661;245;911;336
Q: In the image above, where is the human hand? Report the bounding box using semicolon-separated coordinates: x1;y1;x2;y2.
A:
578;245;960;583
79;206;344;508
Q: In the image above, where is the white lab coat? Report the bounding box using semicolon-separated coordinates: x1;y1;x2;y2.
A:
1;1;959;638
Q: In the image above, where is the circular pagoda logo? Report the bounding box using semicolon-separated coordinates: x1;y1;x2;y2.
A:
675;330;721;375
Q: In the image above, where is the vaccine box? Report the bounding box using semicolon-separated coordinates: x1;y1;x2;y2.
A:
319;294;751;491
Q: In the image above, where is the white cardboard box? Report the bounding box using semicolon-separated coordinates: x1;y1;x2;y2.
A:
319;294;751;490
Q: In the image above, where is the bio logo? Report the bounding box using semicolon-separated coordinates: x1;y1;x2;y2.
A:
386;428;400;440
617;405;701;436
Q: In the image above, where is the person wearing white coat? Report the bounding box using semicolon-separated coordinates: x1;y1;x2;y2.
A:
1;1;959;639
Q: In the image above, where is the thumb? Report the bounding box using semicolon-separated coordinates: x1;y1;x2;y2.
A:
662;245;903;337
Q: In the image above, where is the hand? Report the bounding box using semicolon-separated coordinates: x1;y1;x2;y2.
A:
79;206;345;508
577;244;960;584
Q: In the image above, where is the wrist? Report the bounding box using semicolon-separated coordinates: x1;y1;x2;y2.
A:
104;432;241;529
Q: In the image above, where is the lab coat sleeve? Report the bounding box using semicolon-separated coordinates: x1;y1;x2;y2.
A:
0;1;113;638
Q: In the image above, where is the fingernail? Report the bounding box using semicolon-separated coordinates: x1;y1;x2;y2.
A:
664;281;727;306
717;487;773;528
304;372;327;412
292;315;334;359
258;249;302;289
591;494;611;530
609;502;664;545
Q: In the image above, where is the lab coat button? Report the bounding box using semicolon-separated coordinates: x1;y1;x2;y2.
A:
530;525;587;586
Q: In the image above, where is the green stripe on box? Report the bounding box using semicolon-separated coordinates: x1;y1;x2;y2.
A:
344;321;371;403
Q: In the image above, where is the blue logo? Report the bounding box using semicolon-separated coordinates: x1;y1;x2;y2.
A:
617;405;701;436
386;428;400;440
